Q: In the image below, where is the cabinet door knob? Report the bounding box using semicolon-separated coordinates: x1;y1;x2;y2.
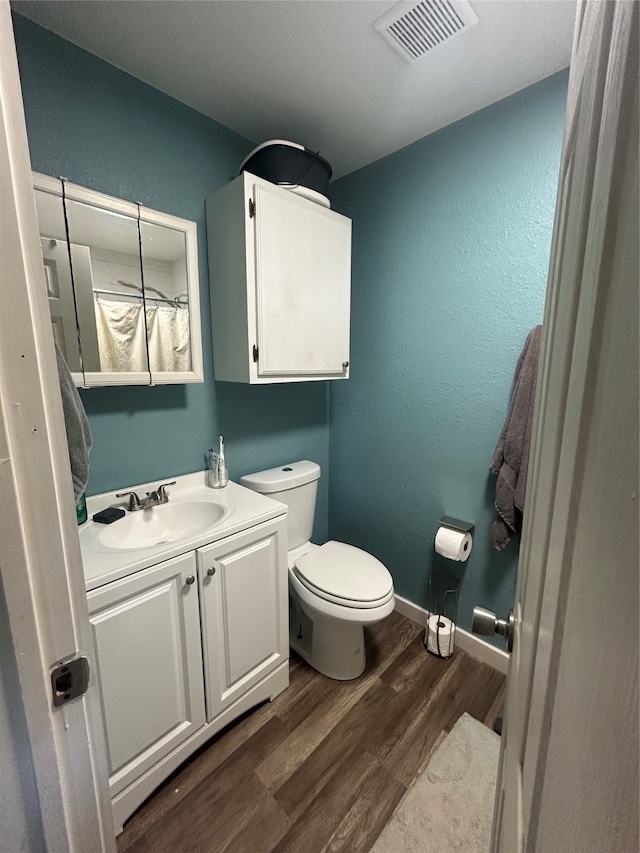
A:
207;567;216;576
342;361;349;369
185;575;196;585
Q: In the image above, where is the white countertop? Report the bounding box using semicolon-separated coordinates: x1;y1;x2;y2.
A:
80;471;287;591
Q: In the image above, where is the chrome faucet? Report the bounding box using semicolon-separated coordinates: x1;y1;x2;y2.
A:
116;481;176;512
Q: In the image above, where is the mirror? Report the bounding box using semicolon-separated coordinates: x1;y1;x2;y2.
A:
34;188;87;372
139;220;192;374
33;173;203;386
64;195;145;378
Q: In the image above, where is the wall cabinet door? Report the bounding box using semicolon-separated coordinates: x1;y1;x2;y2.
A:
87;552;206;798
207;172;351;384
253;183;351;378
197;517;288;721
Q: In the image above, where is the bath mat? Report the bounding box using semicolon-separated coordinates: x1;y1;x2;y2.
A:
370;713;501;853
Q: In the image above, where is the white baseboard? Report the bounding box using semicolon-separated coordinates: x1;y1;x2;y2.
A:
394;594;509;675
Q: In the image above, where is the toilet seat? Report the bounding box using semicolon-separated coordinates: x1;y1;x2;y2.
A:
294;541;393;610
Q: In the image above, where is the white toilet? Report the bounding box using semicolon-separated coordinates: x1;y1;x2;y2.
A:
240;461;395;680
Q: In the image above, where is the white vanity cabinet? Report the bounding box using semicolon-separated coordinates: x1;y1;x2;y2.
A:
206;171;352;383
87;551;206;800
82;486;289;835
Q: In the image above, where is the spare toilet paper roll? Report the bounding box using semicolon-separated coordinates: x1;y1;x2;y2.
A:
435;526;473;562
426;614;455;658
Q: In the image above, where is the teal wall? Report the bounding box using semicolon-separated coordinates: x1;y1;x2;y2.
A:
12;14;330;540
329;72;568;640
14;12;568;633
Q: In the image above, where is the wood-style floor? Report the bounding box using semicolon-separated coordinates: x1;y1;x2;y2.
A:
117;612;505;853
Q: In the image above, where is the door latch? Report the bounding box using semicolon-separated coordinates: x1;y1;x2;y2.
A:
51;657;90;707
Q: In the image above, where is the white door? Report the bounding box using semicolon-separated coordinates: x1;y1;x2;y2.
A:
493;2;639;851
41;238;102;373
87;552;206;798
41;237;84;369
254;183;351;378
197;518;288;721
0;4;114;850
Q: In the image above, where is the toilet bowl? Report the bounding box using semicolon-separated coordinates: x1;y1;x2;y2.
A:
288;540;395;679
240;461;395;680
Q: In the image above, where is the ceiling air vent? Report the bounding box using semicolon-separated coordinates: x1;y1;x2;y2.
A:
374;0;479;63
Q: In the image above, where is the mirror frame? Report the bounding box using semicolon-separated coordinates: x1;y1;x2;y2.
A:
33;172;204;387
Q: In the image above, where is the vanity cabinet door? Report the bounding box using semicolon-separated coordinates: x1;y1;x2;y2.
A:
207;172;351;384
87;551;206;798
197;517;288;722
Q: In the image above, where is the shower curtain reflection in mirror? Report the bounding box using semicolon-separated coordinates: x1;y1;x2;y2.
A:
94;297;191;373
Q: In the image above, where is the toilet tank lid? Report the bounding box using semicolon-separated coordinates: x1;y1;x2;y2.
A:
240;460;320;494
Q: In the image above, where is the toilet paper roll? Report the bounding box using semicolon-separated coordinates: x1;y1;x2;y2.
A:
425;614;455;658
435;526;473;562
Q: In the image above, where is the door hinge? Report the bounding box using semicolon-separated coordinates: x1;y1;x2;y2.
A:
248;198;256;218
252;344;259;362
51;657;90;707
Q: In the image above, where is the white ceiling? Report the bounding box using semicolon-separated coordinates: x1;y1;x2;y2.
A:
13;0;576;179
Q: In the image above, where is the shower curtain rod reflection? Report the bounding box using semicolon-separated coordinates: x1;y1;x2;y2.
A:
118;278;188;305
93;287;188;307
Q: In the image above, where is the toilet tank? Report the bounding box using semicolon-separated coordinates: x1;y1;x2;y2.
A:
240;460;320;549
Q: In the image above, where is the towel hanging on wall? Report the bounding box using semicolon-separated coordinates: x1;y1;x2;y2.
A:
489;325;543;550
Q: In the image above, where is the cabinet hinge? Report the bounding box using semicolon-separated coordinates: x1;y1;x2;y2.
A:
248;198;256;218
252;344;259;362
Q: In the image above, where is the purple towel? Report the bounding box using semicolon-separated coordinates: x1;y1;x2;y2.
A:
490;325;542;550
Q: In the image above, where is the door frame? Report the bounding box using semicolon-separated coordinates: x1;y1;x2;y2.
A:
0;4;114;850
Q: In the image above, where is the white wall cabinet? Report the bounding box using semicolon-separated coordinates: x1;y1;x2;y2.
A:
206;171;352;383
33;172;204;387
86;516;288;833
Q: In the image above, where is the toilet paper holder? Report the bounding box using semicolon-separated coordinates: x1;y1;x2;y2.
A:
439;516;475;537
425;572;460;660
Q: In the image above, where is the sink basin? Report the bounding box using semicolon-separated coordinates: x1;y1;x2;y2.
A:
97;501;227;551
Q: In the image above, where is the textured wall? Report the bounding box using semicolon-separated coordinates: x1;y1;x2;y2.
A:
14;12;567;628
13;14;330;540
329;71;568;641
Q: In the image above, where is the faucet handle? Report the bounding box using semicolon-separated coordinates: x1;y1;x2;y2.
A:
157;481;176;501
116;491;141;511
